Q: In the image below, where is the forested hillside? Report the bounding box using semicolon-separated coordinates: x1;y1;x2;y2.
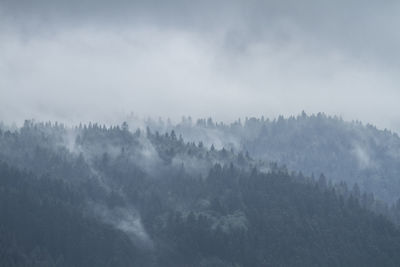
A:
1;121;400;266
146;113;400;203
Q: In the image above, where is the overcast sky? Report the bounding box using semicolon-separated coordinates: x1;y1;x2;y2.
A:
1;0;399;131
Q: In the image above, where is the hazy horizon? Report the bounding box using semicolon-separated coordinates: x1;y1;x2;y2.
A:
3;3;400;264
1;0;400;132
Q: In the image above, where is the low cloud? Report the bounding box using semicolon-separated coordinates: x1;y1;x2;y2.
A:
1;1;400;132
91;203;153;248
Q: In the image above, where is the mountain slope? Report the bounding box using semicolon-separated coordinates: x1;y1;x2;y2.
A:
150;113;400;203
1;121;400;266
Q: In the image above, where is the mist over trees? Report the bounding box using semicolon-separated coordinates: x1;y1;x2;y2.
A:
1;118;400;266
141;113;400;204
2;0;400;265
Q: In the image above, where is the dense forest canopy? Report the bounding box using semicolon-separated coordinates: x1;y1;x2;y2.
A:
1;117;400;266
139;113;400;204
3;0;400;265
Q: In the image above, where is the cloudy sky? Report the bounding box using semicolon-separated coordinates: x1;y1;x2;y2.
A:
1;0;399;131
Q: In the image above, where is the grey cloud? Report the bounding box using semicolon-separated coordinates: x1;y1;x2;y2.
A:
3;0;399;62
1;1;400;132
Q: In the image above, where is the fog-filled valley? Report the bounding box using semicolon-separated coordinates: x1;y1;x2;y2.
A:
2;116;400;266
